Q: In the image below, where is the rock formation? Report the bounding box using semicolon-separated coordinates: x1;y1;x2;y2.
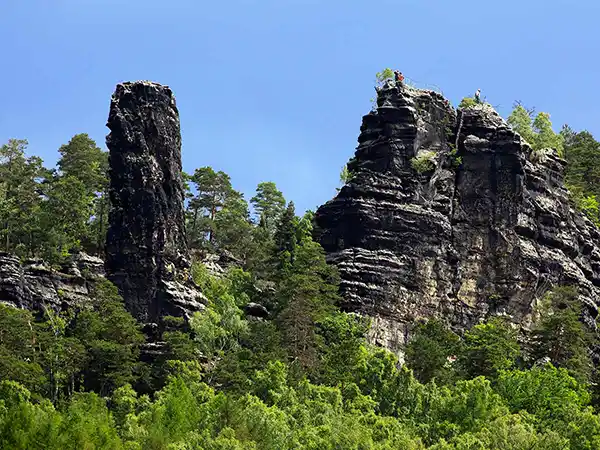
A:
105;81;205;324
315;81;600;352
0;252;104;311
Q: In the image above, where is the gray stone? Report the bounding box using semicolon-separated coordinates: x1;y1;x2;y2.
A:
0;252;101;311
315;83;600;354
105;81;205;324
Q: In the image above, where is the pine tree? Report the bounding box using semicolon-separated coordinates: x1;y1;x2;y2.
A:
457;317;520;379
531;286;594;383
275;237;340;374
273;201;298;274
0;139;47;256
250;181;286;233
213;191;254;262
39;175;93;262
406;319;460;384
187;167;235;247
57;134;107;194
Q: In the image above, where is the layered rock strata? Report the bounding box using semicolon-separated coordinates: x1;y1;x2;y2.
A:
0;252;104;312
105;81;205;323
315;81;600;351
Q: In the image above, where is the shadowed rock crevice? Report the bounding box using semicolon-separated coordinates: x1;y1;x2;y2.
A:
315;81;600;352
105;81;205;324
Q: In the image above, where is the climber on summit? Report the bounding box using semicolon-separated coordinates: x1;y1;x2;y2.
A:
394;70;404;85
475;89;481;104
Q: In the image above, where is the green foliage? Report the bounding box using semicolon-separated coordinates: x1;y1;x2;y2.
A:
316;312;370;386
406;319;460;384
410;151;436;174
250;181;286;234
533;112;564;154
531;286;595;383
375;67;394;86
562;127;600;225
457;317;520;380
71;279;145;395
4;137;600;448
190;266;248;361
507;105;536;146
0;139;47;256
57;133;108;194
572;190;600;225
39;175;93;262
507;104;564;156
458;97;477;109
448;145;462;167
339;163;354;185
186;166;237;248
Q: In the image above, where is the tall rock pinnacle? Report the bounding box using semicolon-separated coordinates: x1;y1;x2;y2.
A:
315;81;600;352
105;81;204;324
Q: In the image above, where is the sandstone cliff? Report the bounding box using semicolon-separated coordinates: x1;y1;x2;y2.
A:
0;252;104;312
315;81;600;352
105;81;205;324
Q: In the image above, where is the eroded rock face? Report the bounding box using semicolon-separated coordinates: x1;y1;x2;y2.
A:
315;81;600;352
105;81;205;323
0;252;104;311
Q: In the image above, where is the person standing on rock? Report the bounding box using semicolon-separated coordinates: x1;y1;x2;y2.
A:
394;70;405;86
475;88;481;103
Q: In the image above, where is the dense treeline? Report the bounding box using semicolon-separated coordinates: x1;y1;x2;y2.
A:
2;99;600;448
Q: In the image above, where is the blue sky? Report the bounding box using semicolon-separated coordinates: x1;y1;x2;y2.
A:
1;0;599;214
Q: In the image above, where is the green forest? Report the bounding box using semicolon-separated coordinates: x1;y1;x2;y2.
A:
3;97;600;449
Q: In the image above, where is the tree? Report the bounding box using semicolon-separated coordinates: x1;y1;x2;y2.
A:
532;112;564;155
250;181;286;233
57;134;107;194
273;201;298;274
71;279;145;395
0;139;46;256
507;104;536;146
405;319;460;384
275;237;340;373
530;286;594;383
563;129;600;197
39;175;93;262
317;312;369;387
213;190;254;262
187;167;236;247
0;305;47;395
190;264;248;363
55;134;109;255
457;317;520;380
375;68;394;86
507;104;564;156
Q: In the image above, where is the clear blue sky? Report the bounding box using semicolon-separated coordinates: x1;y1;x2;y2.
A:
1;0;599;213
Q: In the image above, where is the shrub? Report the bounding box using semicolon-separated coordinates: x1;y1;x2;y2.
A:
410;151;436;174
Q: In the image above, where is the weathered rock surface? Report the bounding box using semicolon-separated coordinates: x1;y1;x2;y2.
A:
0;252;104;312
244;302;270;320
105;81;205;323
315;81;600;352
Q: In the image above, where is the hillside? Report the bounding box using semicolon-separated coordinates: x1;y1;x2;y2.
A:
2;78;600;449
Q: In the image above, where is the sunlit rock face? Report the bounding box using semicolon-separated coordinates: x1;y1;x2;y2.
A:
315;81;600;352
0;252;104;311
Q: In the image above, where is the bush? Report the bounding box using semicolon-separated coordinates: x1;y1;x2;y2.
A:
458;97;478;109
410;151;436;174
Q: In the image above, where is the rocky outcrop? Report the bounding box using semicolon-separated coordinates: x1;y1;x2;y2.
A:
105;81;205;324
0;252;104;312
315;81;600;352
